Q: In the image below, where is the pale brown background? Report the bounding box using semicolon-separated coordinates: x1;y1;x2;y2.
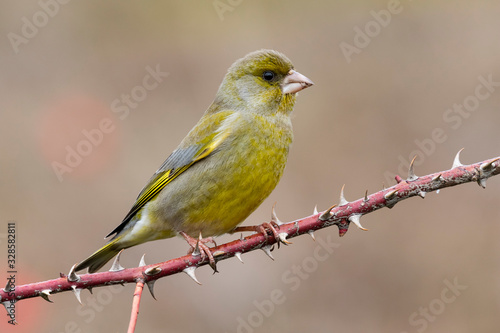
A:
1;1;500;332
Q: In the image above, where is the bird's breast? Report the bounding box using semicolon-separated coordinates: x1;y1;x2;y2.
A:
154;113;293;237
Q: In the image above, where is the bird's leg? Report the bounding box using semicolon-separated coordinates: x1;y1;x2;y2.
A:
233;221;281;243
180;231;218;272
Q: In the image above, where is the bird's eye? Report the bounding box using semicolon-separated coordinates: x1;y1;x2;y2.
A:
262;71;276;82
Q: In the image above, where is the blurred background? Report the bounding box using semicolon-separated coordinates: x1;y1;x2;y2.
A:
1;1;500;332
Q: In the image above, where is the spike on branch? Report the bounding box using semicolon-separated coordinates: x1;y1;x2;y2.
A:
71;285;82;304
432;173;443;182
39;290;53;303
183;266;201;285
67;264;80;282
139;254;147;267
408;155;418;181
144;266;161;276
384;190;398;200
146;281;156;300
319;204;337;221
109;250;125;272
261;245;275;260
278;232;292;245
339;184;348;206
271;203;283;226
348;214;368;231
235;252;244;263
452;148;465;168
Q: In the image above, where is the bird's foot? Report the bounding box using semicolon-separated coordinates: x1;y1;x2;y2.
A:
180;231;218;273
233;221;281;243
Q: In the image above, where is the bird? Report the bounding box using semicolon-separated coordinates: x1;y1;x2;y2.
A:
75;49;313;273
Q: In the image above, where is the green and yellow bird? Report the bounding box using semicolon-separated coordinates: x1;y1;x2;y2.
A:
75;49;313;273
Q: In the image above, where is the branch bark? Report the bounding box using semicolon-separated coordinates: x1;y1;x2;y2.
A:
1;152;499;316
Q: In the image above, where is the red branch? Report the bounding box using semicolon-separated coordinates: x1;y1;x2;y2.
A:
1;153;499;308
127;280;145;333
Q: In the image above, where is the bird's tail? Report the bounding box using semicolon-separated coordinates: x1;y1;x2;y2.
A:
75;237;124;273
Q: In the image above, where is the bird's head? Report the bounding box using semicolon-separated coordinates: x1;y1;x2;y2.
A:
213;49;313;115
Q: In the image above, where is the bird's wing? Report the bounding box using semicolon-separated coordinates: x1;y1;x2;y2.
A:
105;110;235;238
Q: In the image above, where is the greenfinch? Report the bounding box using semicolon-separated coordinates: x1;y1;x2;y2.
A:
75;49;313;273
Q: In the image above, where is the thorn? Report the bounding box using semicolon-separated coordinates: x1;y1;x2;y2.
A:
452;148;465;168
144;265;162;276
319;204;337;221
348;214;368;231
88;287;93;295
363;190;369;202
40;290;53;303
213;250;225;257
478;178;487;189
261;245;275;260
146;281;157;300
183;266;202;285
2;301;18;323
480;158;499;171
278;232;292;245
313;205;319;215
239;233;244;241
235;252;244;263
339;184;349;206
109;249;125;272
4;279;13;293
337;220;349;237
192;233;202;257
407;155;418;181
139;254;147;267
271;203;283;226
432;174;442;182
395;175;403;184
71;285;82;305
308;230;316;241
67;264;80;282
384;190;398;200
418;191;426;198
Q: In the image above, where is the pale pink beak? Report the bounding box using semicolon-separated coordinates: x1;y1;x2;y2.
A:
282;70;314;94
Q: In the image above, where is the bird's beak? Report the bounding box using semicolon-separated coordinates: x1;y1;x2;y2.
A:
282;70;314;94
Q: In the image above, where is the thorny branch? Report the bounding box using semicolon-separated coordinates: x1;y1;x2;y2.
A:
1;151;499;329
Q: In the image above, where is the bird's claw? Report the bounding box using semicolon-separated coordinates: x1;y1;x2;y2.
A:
234;221;284;245
180;232;218;273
